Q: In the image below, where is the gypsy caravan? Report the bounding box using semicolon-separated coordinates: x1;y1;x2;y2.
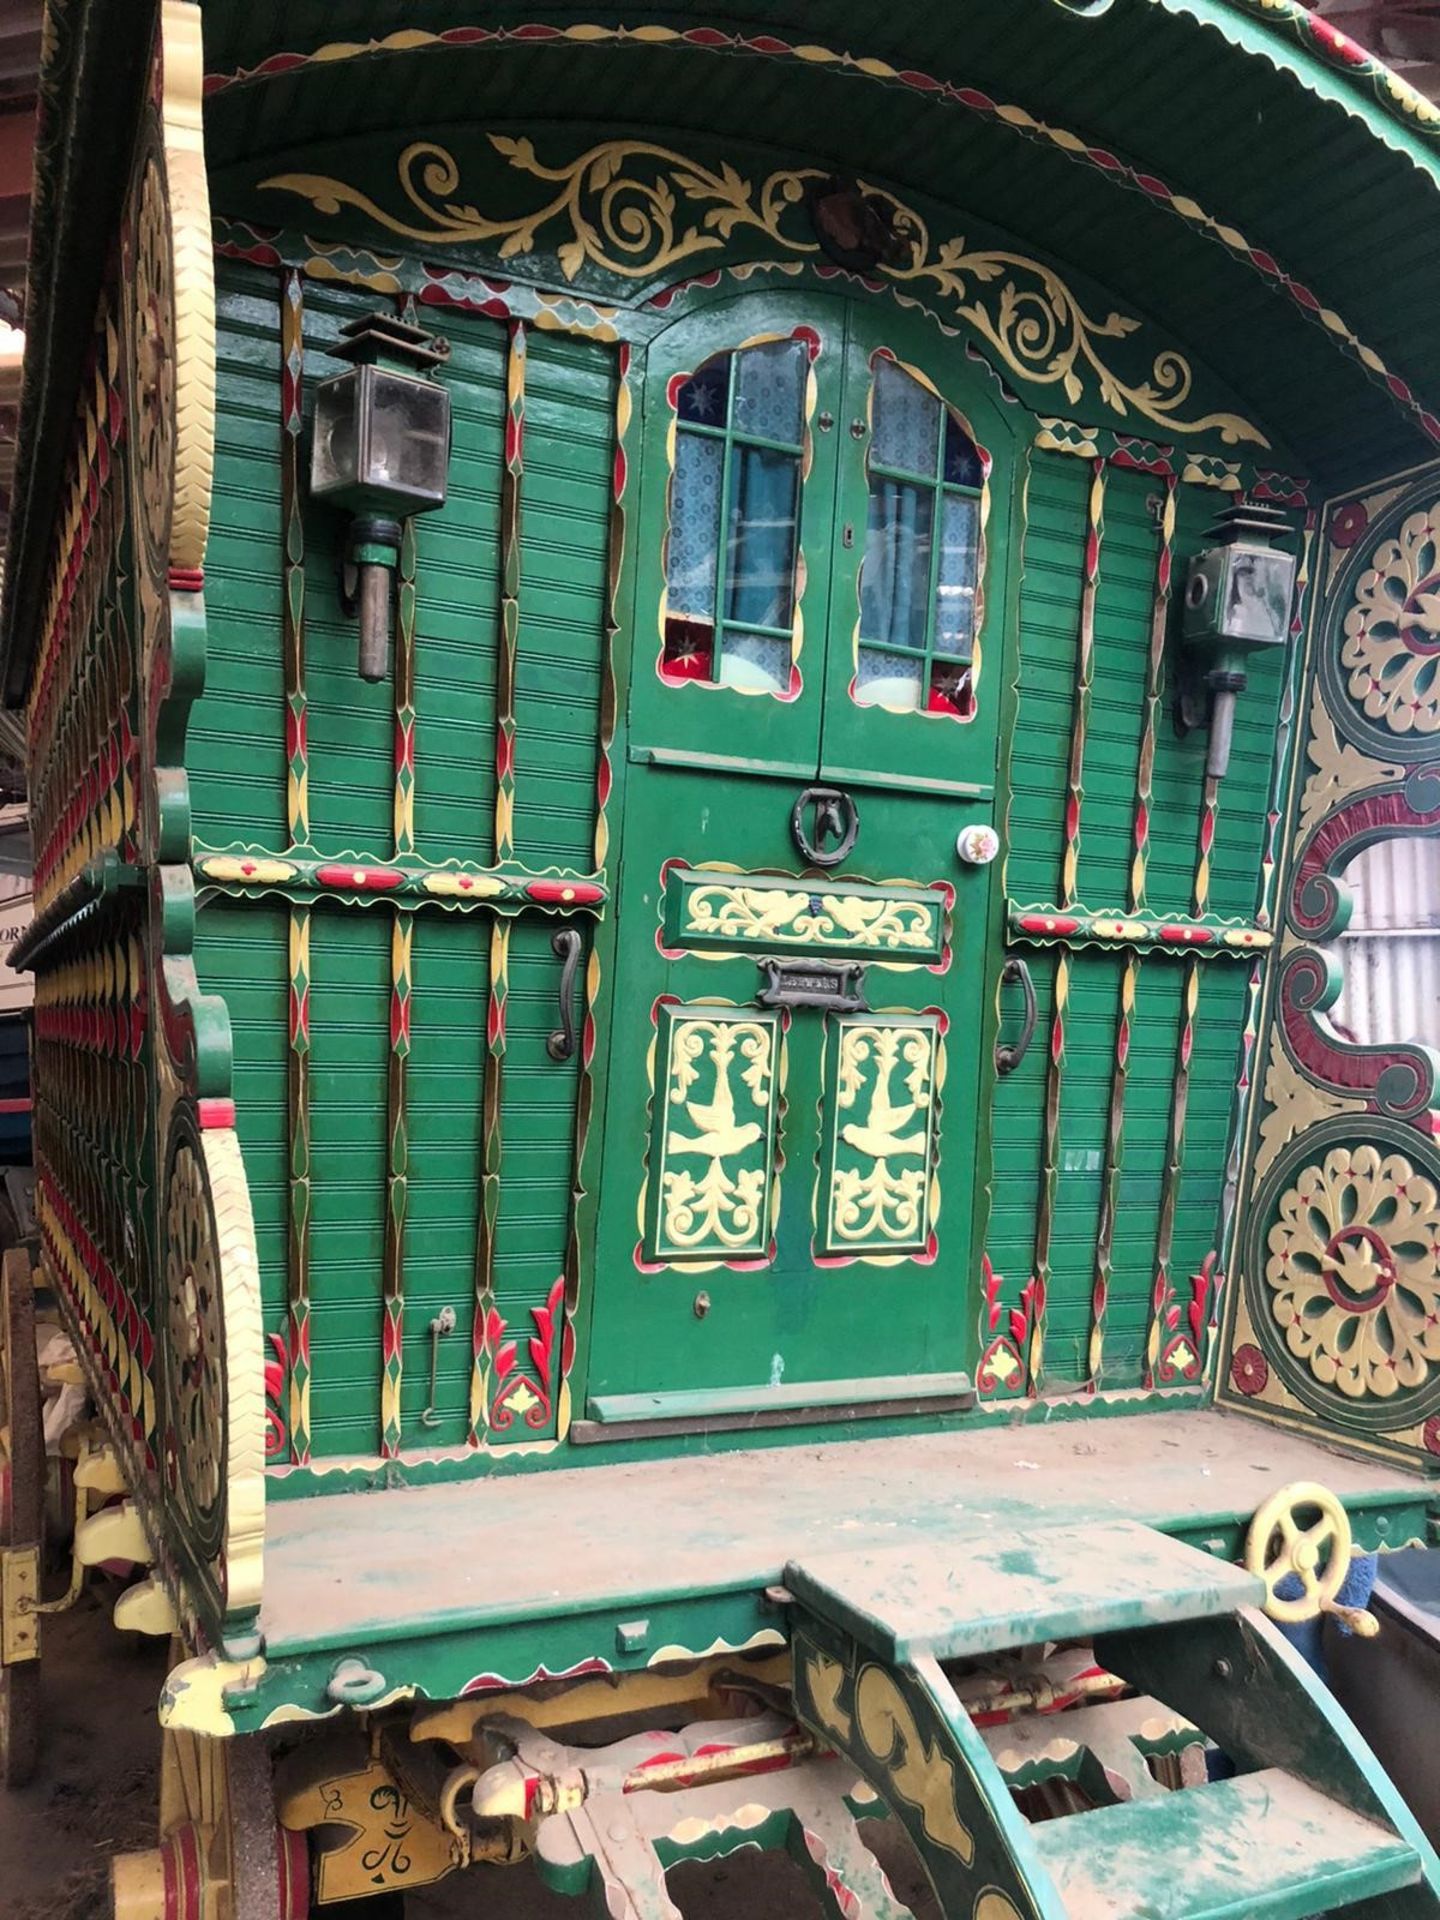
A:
4;2;1440;1915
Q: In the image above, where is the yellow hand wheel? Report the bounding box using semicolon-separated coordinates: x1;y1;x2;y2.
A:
1245;1481;1352;1625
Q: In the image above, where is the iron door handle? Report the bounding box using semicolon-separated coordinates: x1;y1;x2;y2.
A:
995;955;1037;1077
546;929;583;1062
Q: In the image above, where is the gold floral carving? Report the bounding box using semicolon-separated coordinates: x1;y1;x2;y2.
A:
1340;500;1440;736
161;0;216;573
828;1022;939;1251
1265;1143;1440;1401
1295;680;1400;843
684;882;938;954
1253;1024;1364;1183
656;1013;777;1259
261;137;1266;447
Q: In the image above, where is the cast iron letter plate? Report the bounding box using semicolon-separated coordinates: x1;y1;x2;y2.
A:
756;957;868;1013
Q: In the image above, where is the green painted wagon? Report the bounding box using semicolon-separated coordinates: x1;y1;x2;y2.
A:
4;1;1440;1913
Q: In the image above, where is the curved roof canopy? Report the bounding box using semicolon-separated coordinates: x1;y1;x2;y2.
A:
8;0;1440;693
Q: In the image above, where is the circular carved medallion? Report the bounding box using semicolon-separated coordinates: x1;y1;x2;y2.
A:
1327;497;1440;758
1247;1121;1440;1430
160;1125;225;1565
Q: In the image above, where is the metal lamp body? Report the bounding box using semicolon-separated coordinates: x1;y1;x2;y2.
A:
1178;530;1297;779
310;339;452;683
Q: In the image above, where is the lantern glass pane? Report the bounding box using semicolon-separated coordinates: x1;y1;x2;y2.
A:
366;371;450;509
310;372;361;498
1224;547;1293;645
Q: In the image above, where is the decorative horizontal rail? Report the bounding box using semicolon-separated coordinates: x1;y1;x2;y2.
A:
194;847;608;915
1007;903;1271;959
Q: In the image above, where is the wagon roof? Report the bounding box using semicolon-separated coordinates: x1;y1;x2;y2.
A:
5;0;1440;699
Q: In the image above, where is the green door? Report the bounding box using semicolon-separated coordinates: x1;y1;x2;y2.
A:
587;290;1016;1423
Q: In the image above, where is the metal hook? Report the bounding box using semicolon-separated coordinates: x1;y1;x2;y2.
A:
420;1305;456;1429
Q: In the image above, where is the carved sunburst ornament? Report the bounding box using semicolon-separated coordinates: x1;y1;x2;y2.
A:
1264;1143;1440;1401
1340;502;1440;736
163;1139;225;1554
123;142;177;585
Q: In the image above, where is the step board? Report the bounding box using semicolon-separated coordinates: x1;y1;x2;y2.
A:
1032;1767;1421;1920
785;1520;1261;1662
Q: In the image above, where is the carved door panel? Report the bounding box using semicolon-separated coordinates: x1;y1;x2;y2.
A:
586;292;1016;1422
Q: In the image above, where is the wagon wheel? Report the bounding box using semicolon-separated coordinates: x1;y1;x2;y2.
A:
1245;1480;1351;1625
113;1726;310;1920
0;1248;42;1789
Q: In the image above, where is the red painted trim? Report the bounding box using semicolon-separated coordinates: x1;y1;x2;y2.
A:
525;879;605;905
0;1097;32;1115
315;864;405;891
167;567;205;593
197;1097;236;1130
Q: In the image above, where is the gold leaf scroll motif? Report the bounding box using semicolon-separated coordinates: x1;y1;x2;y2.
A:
657;1013;775;1260
829;1021;938;1252
685;882;936;952
261;138;1266;447
856;1665;975;1864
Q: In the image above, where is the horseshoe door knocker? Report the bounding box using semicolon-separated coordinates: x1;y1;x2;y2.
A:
791;786;859;869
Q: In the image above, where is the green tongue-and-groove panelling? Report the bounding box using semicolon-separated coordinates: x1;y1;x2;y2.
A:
986;450;1280;1389
193;259;607;1459
511;333;613;873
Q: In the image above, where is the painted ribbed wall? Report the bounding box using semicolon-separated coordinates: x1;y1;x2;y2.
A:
1330;835;1440;1049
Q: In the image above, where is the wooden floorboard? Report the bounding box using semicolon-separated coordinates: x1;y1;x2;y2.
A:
259;1409;1424;1651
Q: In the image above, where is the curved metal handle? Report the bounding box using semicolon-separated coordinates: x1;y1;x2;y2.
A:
995;955;1037;1077
546;929;583;1062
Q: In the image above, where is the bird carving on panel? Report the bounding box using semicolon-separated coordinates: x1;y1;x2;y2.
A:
841;1069;927;1162
670;1053;763;1162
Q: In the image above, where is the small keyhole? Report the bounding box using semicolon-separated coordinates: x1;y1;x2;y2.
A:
817;410;834;433
849;418;867;440
842;523;855;549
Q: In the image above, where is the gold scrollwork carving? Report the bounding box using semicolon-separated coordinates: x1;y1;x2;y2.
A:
653;1010;778;1261
684;882;938;953
824;1019;940;1254
1253;1020;1365;1183
262;137;1266;447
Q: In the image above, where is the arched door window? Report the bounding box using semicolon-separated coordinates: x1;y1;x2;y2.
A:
662;335;810;695
857;354;985;717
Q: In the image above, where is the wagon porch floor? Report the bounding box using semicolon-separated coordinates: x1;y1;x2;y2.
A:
258;1408;1429;1657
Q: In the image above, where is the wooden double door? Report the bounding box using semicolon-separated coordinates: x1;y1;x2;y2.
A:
588;290;1019;1423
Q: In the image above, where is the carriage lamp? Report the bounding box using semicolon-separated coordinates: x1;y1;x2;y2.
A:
1177;500;1296;781
310;312;452;681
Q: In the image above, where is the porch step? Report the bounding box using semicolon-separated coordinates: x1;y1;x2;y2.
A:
784;1519;1261;1662
1031;1767;1422;1920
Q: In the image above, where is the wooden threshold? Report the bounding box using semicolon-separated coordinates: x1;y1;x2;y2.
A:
577;1371;976;1443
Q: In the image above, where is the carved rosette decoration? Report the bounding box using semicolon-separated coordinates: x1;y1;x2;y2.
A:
1340;503;1440;739
1240;1119;1440;1437
1264;1143;1440;1402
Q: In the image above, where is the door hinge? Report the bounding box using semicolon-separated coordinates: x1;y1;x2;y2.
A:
1;1545;40;1664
